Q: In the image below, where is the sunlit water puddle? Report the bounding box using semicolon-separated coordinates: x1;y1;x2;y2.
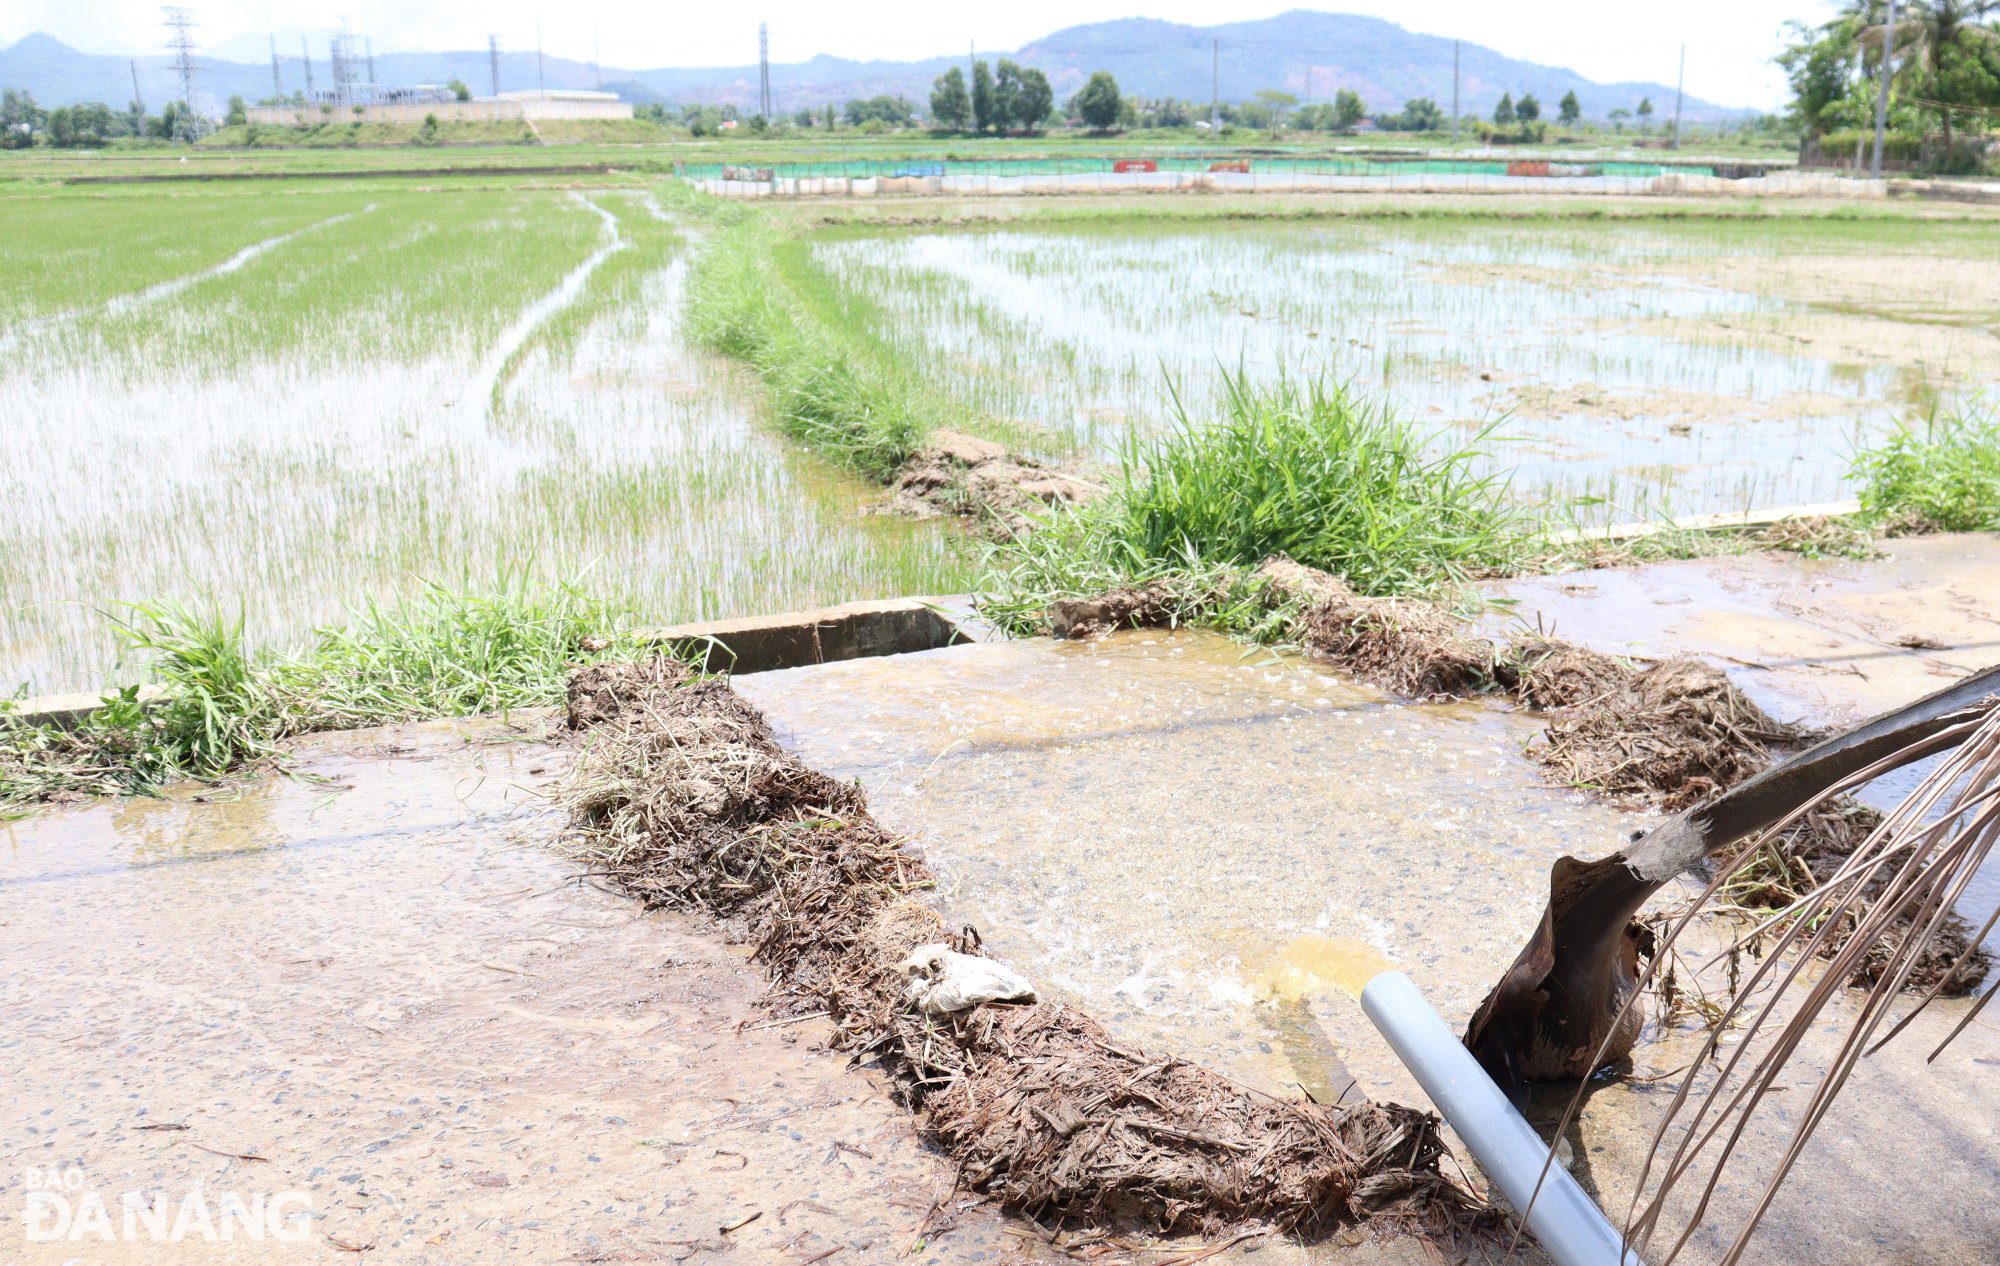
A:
739;627;2000;1264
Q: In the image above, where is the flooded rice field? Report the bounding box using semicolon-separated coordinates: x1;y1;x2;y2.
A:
816;217;2000;520
1;187;967;695
740;625;2000;1265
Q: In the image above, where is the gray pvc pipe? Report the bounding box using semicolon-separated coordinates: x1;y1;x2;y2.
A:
1360;971;1645;1266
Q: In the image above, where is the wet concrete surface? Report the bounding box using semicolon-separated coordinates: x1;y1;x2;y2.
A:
1486;533;2000;729
0;718;1047;1265
738;623;2000;1265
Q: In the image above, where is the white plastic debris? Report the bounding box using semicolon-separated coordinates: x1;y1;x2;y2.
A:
897;942;1037;1015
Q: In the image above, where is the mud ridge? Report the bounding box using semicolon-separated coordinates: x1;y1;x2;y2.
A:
554;658;1488;1243
880;430;1104;537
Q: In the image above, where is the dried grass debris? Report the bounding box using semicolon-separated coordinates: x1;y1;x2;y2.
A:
553;656;1486;1242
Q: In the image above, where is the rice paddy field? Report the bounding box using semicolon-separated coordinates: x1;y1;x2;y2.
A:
1;182;967;694
6;173;1999;696
812;214;2000;518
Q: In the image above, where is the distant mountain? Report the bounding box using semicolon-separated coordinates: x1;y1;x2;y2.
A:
1;11;1736;122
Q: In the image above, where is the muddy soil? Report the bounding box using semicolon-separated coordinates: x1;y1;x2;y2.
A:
0;717;1050;1265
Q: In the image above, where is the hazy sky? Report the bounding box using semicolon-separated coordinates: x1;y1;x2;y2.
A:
9;0;1840;109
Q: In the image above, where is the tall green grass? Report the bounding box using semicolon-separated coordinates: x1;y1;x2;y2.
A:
1851;405;2000;533
2;577;647;812
984;371;1527;630
685;217;945;479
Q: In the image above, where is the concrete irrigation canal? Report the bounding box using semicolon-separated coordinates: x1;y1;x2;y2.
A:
6;536;2000;1264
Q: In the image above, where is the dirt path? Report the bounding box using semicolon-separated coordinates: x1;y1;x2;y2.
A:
0;717;1041;1264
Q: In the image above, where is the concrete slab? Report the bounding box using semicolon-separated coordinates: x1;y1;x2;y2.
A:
638;597;966;675
0;718;1047;1266
736;626;2000;1265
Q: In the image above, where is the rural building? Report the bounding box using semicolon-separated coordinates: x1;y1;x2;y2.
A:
246;89;632;126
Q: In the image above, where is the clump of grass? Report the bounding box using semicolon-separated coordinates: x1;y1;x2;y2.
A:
2;577;648;814
984;372;1525;632
1851;404;2000;534
686;218;940;479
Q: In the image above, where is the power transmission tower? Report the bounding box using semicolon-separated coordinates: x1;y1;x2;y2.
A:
1451;40;1460;144
162;7;202;140
1871;0;1899;178
365;36;377;88
129;59;145;123
1671;45;1685;149
488;35;501;97
300;37;315;96
1210;37;1218;131
270;34;283;95
758;23;771;119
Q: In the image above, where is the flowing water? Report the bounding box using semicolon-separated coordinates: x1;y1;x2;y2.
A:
816;217;2000;522
739;628;2000;1265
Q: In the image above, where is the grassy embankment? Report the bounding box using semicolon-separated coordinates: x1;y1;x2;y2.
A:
0;580;652;815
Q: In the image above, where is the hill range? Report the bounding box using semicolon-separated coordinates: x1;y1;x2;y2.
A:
1;10;1733;122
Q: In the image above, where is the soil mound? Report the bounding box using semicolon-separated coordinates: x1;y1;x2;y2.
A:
1256;559;1496;701
1050;585;1175;639
555;658;1486;1242
885;430;1103;536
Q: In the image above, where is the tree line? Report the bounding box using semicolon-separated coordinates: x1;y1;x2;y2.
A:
0;88;204;148
1780;0;1999;164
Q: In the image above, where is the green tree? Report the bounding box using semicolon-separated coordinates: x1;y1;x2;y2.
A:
1516;92;1541;122
1558;89;1581;124
794;106;816;128
1074;70;1121;130
446;78;471;102
1385;96;1443;131
1493;92;1516;124
992;59;1025;131
930;65;970;129
226;94;247;126
1;87;45;148
1017;66;1054;130
1254;88;1299;128
1637;96;1654;132
971;59;994;132
1333;87;1366;131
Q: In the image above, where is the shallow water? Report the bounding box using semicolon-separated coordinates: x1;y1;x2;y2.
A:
0;189;969;695
817;219;2000;521
0;717;1045;1265
741;627;2000;1264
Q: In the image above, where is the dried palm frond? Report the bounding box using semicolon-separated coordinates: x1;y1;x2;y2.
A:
1622;704;2000;1263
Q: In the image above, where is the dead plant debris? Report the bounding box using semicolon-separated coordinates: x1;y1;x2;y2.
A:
555;658;1486;1243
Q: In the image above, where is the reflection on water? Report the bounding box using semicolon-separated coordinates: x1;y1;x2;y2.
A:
817;220;1997;523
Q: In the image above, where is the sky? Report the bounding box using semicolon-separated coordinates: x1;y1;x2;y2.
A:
6;0;1842;110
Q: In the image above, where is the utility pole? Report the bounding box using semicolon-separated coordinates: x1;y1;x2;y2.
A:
593;26;601;89
162;7;201;139
1210;37;1218;131
1451;39;1460;145
1671;45;1685;149
758;22;771;119
488;35;501;97
1871;0;1900;178
536;17;546;98
269;34;283;96
300;37;315;96
365;36;377;88
129;58;145;124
